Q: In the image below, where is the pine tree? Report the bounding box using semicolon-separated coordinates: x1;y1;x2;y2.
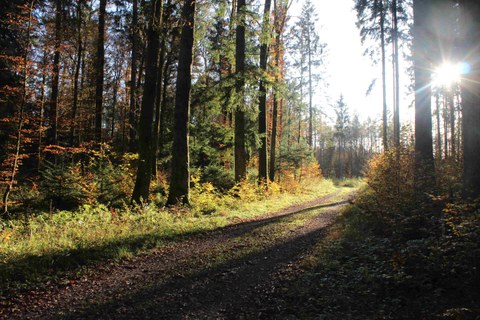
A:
258;0;272;183
413;0;435;192
167;0;196;205
461;0;480;196
132;0;163;203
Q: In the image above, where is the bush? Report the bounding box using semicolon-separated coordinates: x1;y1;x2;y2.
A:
200;164;235;191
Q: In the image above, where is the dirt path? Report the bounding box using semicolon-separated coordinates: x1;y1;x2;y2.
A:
1;190;355;319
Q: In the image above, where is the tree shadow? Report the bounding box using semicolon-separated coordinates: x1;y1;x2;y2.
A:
57;216;338;319
1;194;349;292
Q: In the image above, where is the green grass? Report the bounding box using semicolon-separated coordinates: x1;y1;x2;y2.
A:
0;178;351;291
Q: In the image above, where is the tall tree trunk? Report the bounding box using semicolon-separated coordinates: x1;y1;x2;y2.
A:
152;3;170;178
95;0;107;144
47;0;61;147
258;0;272;183
132;0;163;203
435;91;442;158
461;0;480;196
167;0;195;205
379;0;388;150
234;0;247;182
448;87;455;158
392;0;401;149
129;0;138;152
307;32;313;146
70;0;83;147
413;0;435;191
159;50;174;157
269;92;279;181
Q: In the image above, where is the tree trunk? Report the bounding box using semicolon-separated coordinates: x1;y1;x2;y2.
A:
95;0;107;144
47;0;61;147
461;0;480;196
307;31;313;147
392;0;401;150
435;92;442;158
448;88;455;159
70;0;82;147
379;0;388;150
269;92;279;182
413;0;435;192
132;0;163;203
258;0;272;183
129;0;138;152
166;0;195;205
234;0;247;182
152;2;171;178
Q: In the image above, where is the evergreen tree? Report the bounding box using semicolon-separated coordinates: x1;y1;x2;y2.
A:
413;0;435;191
258;0;272;183
461;0;480;196
132;0;163;203
167;0;196;205
234;0;247;182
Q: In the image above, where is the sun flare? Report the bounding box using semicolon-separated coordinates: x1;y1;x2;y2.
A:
433;62;461;88
432;62;470;88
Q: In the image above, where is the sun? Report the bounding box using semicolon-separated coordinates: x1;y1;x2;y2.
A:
432;61;471;88
433;62;462;88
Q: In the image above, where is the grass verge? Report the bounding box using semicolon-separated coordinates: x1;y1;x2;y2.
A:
0;178;347;292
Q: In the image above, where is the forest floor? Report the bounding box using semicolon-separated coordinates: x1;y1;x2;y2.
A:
1;188;357;319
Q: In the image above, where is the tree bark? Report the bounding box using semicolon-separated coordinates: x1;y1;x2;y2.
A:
166;0;195;205
392;0;401;150
379;0;388;150
70;0;82;147
132;0;163;203
413;0;435;192
258;0;272;183
129;0;138;152
234;0;247;182
95;0;107;144
461;0;480;196
47;0;61;147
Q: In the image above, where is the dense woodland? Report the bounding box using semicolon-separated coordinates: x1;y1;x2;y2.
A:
1;0;478;211
1;0;480;317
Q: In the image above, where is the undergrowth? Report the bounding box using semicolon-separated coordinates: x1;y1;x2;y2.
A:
0;176;340;292
285;150;480;319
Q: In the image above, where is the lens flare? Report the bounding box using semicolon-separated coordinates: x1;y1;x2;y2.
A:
433;62;463;88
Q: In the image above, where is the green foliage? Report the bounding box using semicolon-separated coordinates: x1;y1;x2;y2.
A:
39;150;135;211
40;160;93;210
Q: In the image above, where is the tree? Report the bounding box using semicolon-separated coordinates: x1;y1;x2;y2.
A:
461;0;480;196
1;0;35;215
294;0;322;147
95;0;107;144
413;0;435;191
269;0;291;182
128;0;139;152
167;0;196;205
258;0;272;183
391;0;401;150
234;0;247;182
132;0;163;203
334;95;349;179
45;0;62;149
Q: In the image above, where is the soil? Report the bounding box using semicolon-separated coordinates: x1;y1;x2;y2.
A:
1;190;355;319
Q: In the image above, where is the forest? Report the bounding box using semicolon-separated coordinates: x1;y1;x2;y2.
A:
0;0;479;319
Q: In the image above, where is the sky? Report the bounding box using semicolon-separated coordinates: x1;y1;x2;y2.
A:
288;0;414;124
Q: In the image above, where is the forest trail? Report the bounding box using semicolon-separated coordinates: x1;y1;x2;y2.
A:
2;189;356;319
